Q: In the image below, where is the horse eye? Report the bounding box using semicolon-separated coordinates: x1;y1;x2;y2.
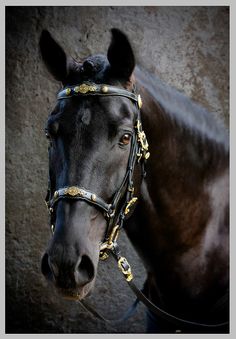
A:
120;133;131;146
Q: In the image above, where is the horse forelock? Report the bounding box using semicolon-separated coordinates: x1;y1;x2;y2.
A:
65;54;110;85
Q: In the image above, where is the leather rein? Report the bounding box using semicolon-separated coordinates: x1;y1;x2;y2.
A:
44;82;228;330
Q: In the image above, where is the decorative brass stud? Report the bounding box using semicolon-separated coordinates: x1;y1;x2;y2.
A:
49;207;53;214
102;85;108;93
136;120;149;161
137;94;142;109
124;197;138;215
91;194;97;202
51;224;55;233
74;83;97;94
54;191;59;198
65;88;71;96
64;186;84;197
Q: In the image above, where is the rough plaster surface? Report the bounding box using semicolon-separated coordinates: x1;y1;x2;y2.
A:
6;6;229;333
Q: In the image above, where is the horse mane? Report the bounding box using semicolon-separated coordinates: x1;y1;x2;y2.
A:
135;66;229;152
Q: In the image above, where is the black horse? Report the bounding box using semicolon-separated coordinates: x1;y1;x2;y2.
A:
39;28;229;333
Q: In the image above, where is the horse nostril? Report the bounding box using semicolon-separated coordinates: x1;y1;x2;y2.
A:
41;253;58;279
74;255;95;286
41;253;51;277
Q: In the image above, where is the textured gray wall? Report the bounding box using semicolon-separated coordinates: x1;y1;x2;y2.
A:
6;6;229;333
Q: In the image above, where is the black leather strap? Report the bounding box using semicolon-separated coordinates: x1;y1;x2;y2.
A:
49;186;114;216
126;280;229;329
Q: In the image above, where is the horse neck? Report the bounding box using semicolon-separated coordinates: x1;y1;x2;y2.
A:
133;69;229;253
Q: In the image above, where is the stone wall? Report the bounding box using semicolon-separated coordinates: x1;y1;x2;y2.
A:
6;6;229;333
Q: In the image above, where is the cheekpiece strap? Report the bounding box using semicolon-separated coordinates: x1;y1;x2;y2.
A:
57;82;142;109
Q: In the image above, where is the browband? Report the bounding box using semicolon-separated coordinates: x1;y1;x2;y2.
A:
57;82;143;109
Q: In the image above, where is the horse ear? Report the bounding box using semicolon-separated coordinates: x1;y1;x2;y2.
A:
39;30;68;82
107;28;135;80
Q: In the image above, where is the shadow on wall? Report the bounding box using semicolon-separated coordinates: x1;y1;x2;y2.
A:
5;6;229;333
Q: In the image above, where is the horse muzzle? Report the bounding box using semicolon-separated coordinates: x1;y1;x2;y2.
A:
41;250;96;300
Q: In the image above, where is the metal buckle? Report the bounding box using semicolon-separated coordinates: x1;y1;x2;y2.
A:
106;207;115;219
99;225;120;260
118;257;133;282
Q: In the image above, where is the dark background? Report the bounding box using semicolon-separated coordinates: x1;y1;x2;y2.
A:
5;6;229;333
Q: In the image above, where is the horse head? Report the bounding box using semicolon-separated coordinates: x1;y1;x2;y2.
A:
40;29;144;300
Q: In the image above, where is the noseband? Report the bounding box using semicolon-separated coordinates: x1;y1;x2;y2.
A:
45;81;150;280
